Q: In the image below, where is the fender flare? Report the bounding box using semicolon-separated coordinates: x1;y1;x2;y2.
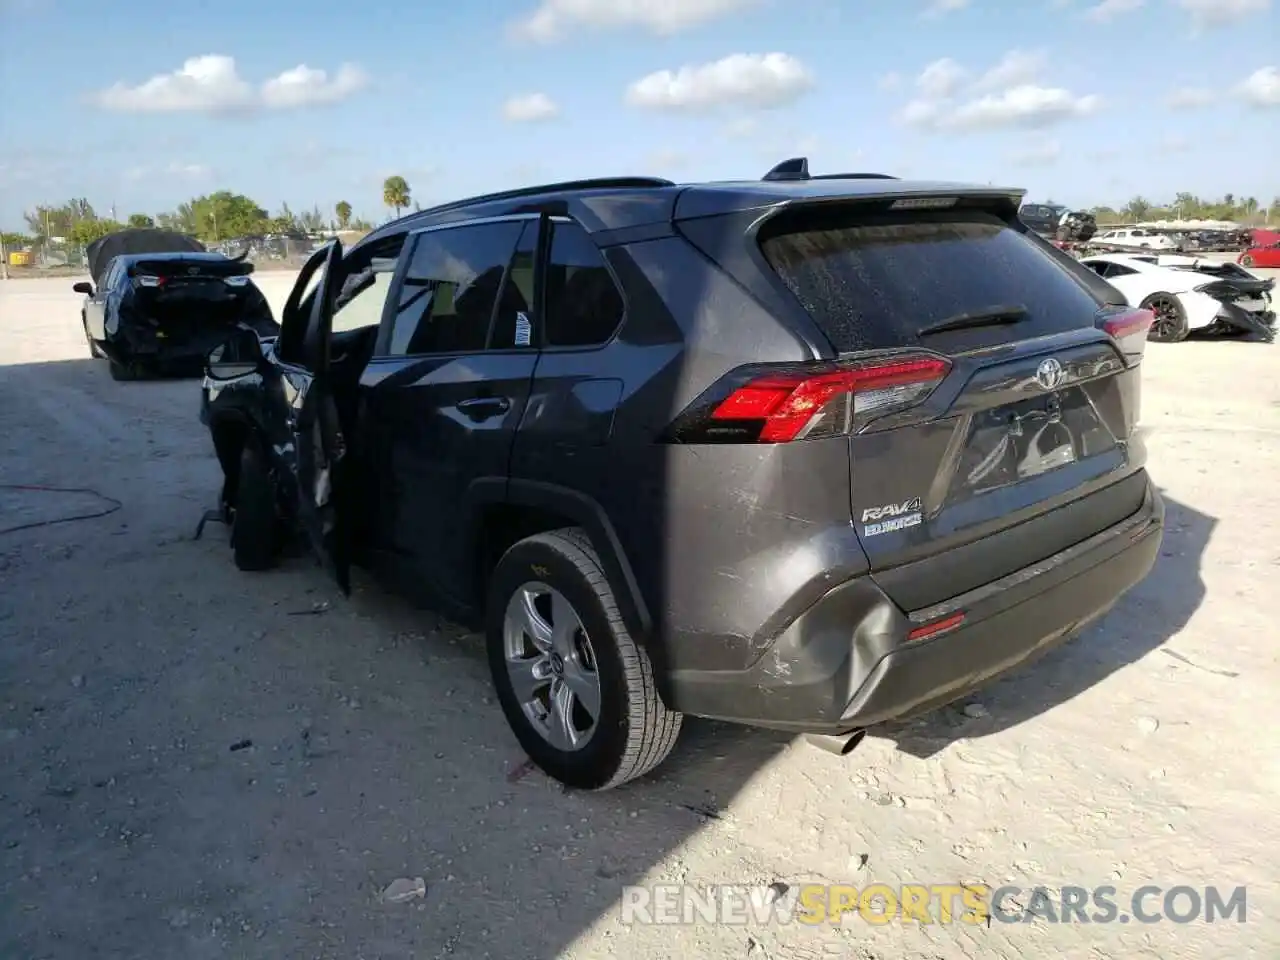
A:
463;477;655;651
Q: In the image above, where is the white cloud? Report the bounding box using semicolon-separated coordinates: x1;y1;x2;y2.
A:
502;92;560;122
510;0;757;42
1167;86;1215;108
1176;0;1271;28
974;49;1047;90
950;86;1100;128
1083;0;1145;22
625;53;814;112
900;99;944;126
260;64;368;109
897;50;1101;132
1235;65;1280;106
93;55;367;114
907;85;1100;130
923;0;971;16
1010;138;1062;166
916;58;969;98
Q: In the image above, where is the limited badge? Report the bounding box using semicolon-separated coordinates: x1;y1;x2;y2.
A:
514;311;532;347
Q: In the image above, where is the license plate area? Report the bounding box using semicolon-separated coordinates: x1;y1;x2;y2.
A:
951;386;1118;500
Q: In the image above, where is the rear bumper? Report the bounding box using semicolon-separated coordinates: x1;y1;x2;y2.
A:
666;478;1164;735
103;316;278;368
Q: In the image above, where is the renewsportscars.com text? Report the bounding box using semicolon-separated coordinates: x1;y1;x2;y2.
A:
620;883;1248;926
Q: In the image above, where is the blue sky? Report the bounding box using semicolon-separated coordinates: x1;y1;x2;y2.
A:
0;0;1276;231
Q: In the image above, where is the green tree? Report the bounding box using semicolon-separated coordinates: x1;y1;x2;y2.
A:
382;176;410;218
24;198;97;240
68;219;125;246
335;200;353;229
127;213;155;229
186;192;269;241
298;205;327;233
1122;196;1153;222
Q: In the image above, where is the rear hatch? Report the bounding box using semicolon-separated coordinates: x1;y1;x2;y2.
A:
128;257;268;345
680;193;1154;612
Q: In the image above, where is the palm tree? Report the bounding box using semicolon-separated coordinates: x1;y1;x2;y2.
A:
383;176;411;218
335;200;352;230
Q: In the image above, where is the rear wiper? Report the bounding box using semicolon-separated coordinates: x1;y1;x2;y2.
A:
917;304;1028;337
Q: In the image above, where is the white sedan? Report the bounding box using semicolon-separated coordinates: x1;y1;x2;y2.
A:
1079;253;1275;343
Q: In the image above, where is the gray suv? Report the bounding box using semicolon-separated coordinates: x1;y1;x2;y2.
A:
200;158;1165;791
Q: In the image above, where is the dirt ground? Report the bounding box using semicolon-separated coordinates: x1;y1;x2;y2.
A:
1;272;1277;960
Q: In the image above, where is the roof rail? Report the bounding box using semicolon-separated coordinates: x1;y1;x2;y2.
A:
763;157;810;182
811;172;899;180
384;176;676;228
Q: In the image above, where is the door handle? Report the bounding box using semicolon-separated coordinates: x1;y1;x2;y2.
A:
455;396;511;420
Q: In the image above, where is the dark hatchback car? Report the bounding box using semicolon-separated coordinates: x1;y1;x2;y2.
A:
76;228;278;380
200;161;1165;790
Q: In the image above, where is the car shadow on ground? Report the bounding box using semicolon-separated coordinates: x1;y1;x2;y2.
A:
883;489;1213;758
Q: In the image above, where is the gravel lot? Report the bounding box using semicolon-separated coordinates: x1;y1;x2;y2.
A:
1;271;1278;960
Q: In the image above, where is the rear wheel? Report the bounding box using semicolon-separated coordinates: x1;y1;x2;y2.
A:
1142;293;1189;343
230;441;280;571
1242;255;1255;267
486;528;682;791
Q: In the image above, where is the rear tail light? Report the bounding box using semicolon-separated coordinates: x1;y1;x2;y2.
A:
1099;306;1153;364
666;353;951;444
135;274;165;288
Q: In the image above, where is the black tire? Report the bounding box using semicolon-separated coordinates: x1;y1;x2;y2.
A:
486;528;681;790
230;441;279;571
1142;293;1189;343
1242;255;1255;268
108;358;136;381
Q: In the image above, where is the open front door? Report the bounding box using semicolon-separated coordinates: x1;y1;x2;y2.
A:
283;240;351;593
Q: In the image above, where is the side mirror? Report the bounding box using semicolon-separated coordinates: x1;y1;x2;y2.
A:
73;282;93;295
205;329;264;381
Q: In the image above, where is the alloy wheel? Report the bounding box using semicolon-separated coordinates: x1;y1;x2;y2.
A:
502;582;602;752
1148;297;1181;340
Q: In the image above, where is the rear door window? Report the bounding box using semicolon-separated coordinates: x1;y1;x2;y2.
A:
542;221;625;348
385;221;525;356
758;209;1105;351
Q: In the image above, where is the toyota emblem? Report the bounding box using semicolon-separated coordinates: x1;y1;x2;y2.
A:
1035;358;1065;391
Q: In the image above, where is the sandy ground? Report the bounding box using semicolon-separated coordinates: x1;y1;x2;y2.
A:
1;272;1278;960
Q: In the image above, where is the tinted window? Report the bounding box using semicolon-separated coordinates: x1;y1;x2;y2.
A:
387;222;524;356
543;222;625;348
759;210;1105;351
488;222;538;350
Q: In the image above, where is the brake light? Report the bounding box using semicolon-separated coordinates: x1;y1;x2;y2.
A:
1099;306;1153;363
135;274;165;287
668;354;951;444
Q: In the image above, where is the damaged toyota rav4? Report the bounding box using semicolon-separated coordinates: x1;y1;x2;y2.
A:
199;159;1165;791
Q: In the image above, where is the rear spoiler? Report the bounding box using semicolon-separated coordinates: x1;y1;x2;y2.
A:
129;257;254;279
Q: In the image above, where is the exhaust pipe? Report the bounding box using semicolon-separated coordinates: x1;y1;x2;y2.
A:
805;729;866;756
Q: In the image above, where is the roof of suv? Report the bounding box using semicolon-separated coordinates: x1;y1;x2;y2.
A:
359;159;1026;249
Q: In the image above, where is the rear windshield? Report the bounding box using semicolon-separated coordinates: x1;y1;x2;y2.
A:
759;210;1106;352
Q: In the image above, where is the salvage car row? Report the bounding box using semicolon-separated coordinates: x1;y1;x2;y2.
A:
75;162;1263;790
